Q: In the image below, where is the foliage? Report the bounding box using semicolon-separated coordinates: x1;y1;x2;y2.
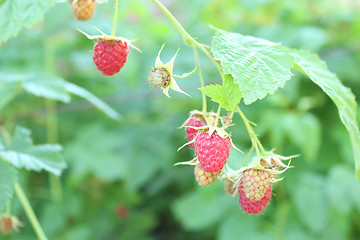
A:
0;0;359;239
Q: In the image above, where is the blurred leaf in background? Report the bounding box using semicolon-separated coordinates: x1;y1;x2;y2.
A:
0;0;359;239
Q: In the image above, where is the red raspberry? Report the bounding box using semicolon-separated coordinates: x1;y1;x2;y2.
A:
185;116;205;148
93;39;130;76
194;132;231;172
240;169;271;201
194;163;219;186
71;0;95;21
238;185;272;214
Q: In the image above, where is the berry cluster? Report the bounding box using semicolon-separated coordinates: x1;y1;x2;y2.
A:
178;111;295;215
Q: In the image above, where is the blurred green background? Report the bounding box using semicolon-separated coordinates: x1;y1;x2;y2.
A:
1;0;360;239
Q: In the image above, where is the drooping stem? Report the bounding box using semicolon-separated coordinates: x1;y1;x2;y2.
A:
237;107;265;160
14;183;48;240
112;0;118;36
192;46;207;116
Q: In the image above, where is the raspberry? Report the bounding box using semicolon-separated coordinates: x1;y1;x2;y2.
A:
194;132;231;172
71;0;95;21
185;116;205;148
238;185;272;214
240;169;271;201
194;163;219;186
93;39;130;76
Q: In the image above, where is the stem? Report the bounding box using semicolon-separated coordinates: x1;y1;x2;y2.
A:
215;105;222;125
192;46;207;116
44;39;62;203
5;200;11;215
237;107;265;159
112;0;118;36
14;183;48;240
150;0;223;73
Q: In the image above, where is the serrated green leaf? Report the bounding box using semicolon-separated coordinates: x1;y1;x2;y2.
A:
0;160;17;211
291;50;360;179
0;126;66;176
0;0;56;43
211;28;294;105
199;84;225;105
199;75;241;111
222;74;242;111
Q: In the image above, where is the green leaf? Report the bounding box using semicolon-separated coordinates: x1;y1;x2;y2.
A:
64;83;121;121
290;50;360;179
172;183;232;231
199;74;241;111
0;73;121;120
211;28;294;104
0;160;17;211
293;173;329;233
0;126;66;176
0;0;56;43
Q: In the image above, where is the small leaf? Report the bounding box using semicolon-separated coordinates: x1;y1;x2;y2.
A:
211;28;294;104
0;126;66;176
222;74;242;111
199;75;241;111
0;0;56;43
0;160;17;211
291;50;360;179
199;84;224;105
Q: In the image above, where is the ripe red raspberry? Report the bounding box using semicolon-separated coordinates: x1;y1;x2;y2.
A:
240;169;271;201
71;0;95;21
194;132;231;172
185;116;205;148
238;185;272;214
93;39;130;76
194;163;219;186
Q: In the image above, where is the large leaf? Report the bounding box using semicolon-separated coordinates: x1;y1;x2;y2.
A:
0;126;66;176
0;0;56;43
291;50;360;179
199;74;241;111
0;73;121;120
211;28;294;104
0;160;17;211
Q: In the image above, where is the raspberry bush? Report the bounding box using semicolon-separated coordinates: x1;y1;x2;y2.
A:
0;0;359;239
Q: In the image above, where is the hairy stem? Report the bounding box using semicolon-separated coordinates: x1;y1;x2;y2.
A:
14;184;48;240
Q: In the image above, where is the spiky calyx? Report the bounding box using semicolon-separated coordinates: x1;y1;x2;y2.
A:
185;116;206;148
240;169;271;201
239;185;272;214
194;163;219;186
93;39;130;76
194;132;231;172
71;0;95;21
